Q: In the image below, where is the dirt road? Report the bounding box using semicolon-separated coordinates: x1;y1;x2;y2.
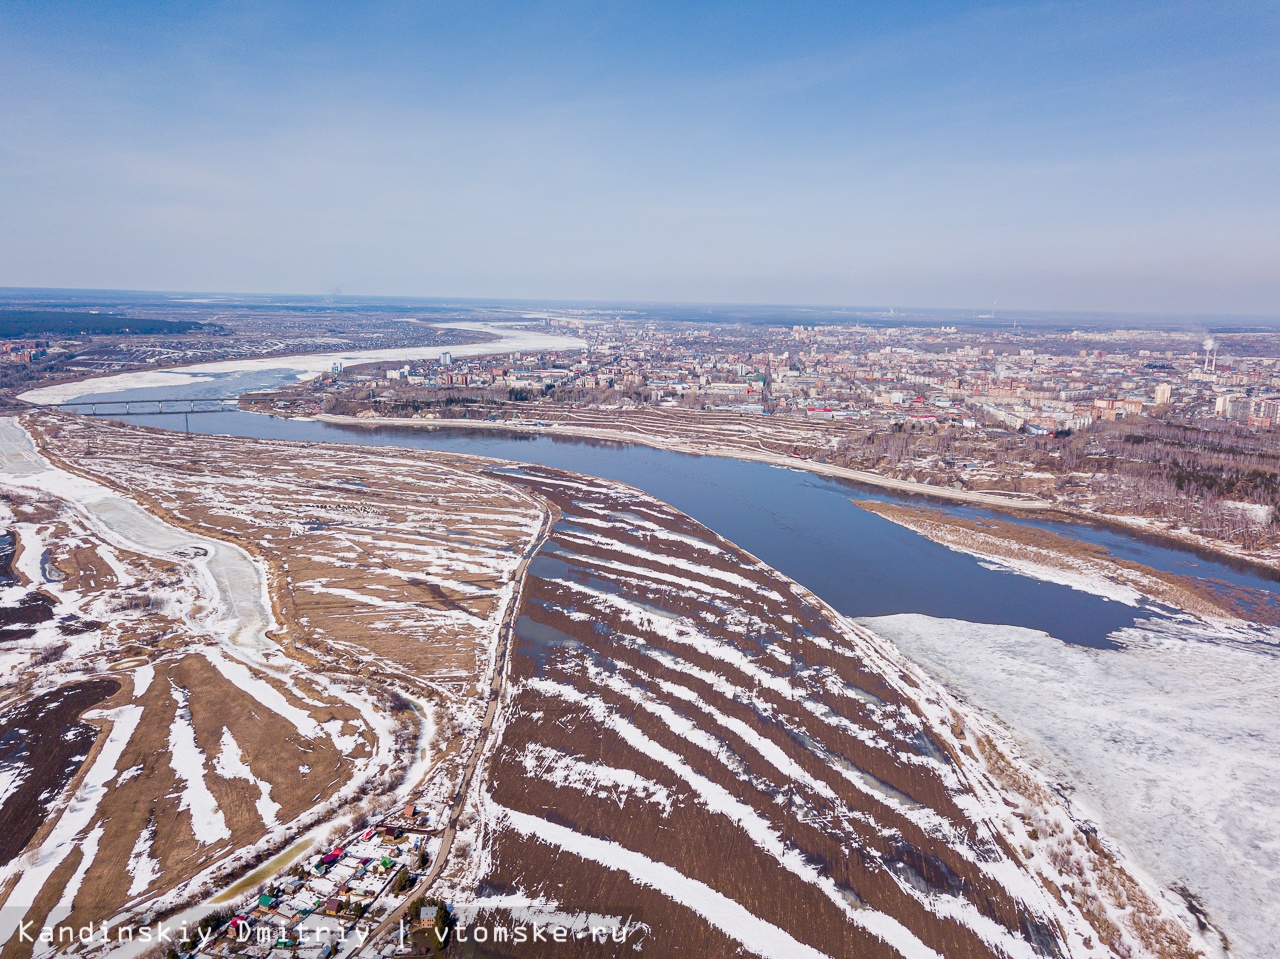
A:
352;494;554;954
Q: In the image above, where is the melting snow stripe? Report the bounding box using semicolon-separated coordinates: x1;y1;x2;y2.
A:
214;727;282;829
498;804;841;959
168;685;231;845
0;704;144;946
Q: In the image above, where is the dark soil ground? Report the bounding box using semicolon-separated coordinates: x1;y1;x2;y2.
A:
0;678;120;866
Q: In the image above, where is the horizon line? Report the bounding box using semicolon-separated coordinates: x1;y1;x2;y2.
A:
1;284;1278;324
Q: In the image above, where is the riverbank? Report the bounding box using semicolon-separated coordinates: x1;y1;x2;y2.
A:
312;412;1055;511
16;403;1264;956
1076;508;1280;577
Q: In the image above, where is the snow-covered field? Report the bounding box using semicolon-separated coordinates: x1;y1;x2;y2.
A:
5;406;1260;958
18;322;585;404
32;413;547;728
0;431;389;950
0;421;458;947
0;412;556;956
866;613;1280;959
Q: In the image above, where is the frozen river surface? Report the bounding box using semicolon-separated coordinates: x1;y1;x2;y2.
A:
0;418;274;649
18;321;585;405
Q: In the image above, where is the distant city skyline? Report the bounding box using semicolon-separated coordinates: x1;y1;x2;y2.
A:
2;1;1278;314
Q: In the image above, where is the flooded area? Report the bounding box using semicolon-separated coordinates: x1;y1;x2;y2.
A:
0;532;14;584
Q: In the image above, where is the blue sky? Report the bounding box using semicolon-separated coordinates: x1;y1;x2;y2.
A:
1;1;1277;313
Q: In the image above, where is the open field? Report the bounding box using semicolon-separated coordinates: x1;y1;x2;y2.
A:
0;441;374;955
0;414;548;957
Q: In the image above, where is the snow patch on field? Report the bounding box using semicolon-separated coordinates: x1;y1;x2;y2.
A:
519;676;963;959
214;727;281;829
168;685;231;845
126;820;161;897
0;704;143;947
497;804;848;959
553;527;780;598
517;742;674;815
0;766;27;808
131;663;154;698
40;822;104;942
197;647;322;739
13;523;49;588
95;542;135;588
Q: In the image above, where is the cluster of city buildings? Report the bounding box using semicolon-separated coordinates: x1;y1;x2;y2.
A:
361;319;1280;435
0;341;47;364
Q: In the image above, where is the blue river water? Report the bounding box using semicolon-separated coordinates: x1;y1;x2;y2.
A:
56;374;1280;649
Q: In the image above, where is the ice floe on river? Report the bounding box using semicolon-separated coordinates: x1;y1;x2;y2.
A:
864;612;1280;959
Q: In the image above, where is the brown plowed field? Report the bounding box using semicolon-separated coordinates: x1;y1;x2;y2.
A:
463;466;1114;958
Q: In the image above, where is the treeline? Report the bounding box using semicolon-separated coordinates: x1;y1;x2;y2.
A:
0;310;214;338
1075;419;1280;547
1088;420;1280;505
835;415;1280;546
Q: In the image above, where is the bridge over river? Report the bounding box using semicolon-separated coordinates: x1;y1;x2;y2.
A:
33;397;247;415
